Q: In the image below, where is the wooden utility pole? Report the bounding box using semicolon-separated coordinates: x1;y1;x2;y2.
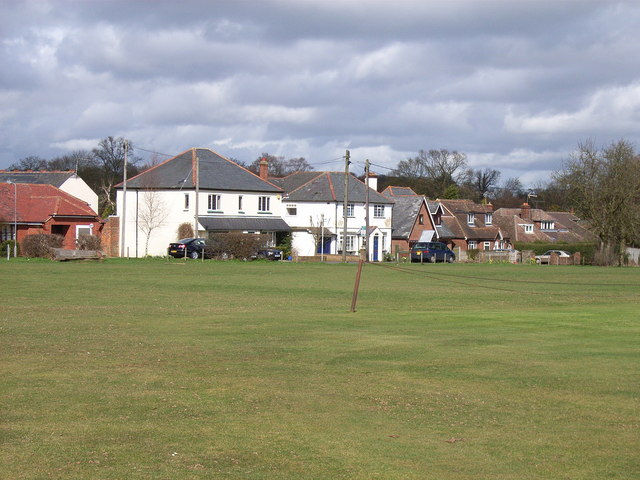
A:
194;150;200;238
342;150;350;263
364;159;370;262
121;140;128;258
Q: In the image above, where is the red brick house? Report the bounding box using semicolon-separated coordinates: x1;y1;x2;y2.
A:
437;199;509;252
381;186;446;254
0;183;103;251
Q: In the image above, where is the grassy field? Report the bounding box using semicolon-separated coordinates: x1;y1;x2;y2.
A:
1;259;638;479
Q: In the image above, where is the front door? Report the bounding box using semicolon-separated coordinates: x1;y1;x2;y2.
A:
373;235;379;262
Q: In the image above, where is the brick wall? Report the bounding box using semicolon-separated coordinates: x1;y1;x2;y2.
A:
102;216;120;257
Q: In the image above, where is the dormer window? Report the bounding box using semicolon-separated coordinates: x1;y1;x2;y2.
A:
485;213;492;225
467;213;475;226
523;224;534;234
540;221;554;230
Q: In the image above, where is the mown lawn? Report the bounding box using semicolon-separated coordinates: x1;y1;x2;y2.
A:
1;259;638;479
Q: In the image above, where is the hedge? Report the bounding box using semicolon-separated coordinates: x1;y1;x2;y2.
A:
514;241;598;265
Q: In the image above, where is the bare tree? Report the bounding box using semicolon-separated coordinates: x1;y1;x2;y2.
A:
391;149;468;197
473;168;501;200
555;139;640;265
92;136;140;215
8;156;48;171
308;214;329;254
247;154;314;177
139;188;168;256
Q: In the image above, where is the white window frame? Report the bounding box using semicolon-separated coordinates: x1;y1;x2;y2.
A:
76;225;92;240
468;240;477;249
258;196;271;213
184;193;190;210
540;221;554;230
207;194;221;211
286;204;297;216
467;213;475;226
523;224;534;234
483;241;491;251
345;203;355;217
373;204;384;218
339;234;357;253
485;213;493;225
238;195;243;212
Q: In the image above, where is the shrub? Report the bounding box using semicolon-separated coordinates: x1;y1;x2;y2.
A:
466;248;480;262
513;241;597;265
22;234;64;258
177;222;194;240
77;234;102;251
209;232;269;260
0;240;19;256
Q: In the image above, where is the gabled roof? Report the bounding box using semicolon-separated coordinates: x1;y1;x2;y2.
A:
279;171;393;204
493;208;598;243
0;183;98;223
119;148;282;193
381;186;417;197
0;170;76;188
390;195;425;238
438;198;503;241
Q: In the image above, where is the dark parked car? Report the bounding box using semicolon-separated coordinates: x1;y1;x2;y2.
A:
250;248;283;261
411;241;455;263
167;238;212;259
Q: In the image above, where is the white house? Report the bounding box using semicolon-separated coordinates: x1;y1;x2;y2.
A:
271;171;394;261
0;170;99;214
115;148;290;257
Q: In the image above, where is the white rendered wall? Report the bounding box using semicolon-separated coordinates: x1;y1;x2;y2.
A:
117;189;283;257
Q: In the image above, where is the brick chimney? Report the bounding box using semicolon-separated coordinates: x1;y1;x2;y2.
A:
259;157;268;180
520;202;531;220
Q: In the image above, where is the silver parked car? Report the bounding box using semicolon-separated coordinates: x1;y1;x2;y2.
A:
535;250;571;264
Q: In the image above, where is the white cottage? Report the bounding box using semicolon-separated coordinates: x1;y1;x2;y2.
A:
272;171;394;261
115;148;290;257
0;170;99;214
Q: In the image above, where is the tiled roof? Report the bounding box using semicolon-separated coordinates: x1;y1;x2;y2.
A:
0;170;76;187
282;172;393;204
119;148;282;193
438;199;502;241
0;183;98;223
493;208;597;243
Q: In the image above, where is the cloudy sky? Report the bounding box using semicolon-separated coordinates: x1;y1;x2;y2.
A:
2;0;639;186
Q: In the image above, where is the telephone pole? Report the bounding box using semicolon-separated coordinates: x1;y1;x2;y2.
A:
121;140;128;258
364;159;370;262
342;150;350;263
194;150;200;238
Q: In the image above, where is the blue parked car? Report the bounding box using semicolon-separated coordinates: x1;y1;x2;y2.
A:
411;242;455;263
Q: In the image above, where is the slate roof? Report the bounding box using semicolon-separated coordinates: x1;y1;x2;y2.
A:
381;186;417;197
277;171;393;204
0;183;98;223
199;216;291;232
120;148;282;193
0;170;76;187
389;195;424;239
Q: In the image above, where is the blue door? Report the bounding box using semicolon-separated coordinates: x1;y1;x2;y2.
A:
373;235;379;262
317;237;331;254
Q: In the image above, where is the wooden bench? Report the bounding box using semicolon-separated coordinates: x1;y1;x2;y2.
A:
53;248;104;261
